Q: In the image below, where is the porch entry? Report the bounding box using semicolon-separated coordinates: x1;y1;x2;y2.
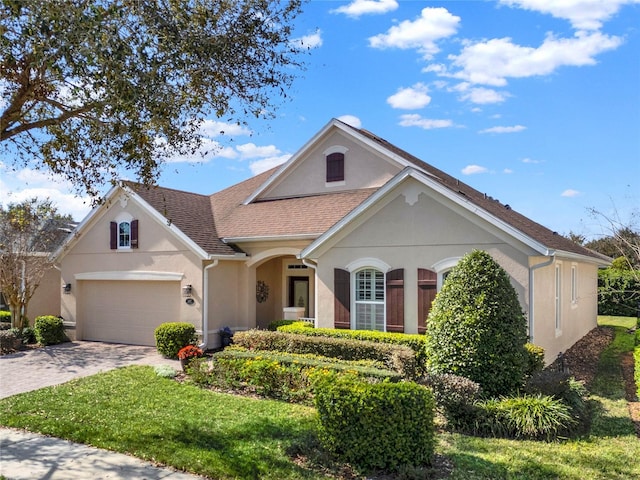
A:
288;276;309;318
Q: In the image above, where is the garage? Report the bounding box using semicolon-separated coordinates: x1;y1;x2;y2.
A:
79;280;181;346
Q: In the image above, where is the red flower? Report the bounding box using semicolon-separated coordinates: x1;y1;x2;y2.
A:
178;345;203;360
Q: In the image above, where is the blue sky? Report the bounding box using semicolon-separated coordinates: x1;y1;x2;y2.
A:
1;0;639;241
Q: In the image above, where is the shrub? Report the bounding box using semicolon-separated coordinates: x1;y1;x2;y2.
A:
207;349;400;404
0;330;21;353
314;373;435;472
0;311;11;323
233;329;419;379
277;322;428;374
20;327;36;344
597;268;640;316
154;322;197;358
424;250;528;397
524;343;545;377
154;364;178;378
267;319;312;331
33;315;66;346
475;394;576;441
185;357;212;386
418;373;482;430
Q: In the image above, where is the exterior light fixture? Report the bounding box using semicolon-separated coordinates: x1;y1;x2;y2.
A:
63;283;72;294
182;284;193;297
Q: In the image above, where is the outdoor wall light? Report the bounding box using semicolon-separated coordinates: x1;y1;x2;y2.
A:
182;284;193;297
63;283;72;294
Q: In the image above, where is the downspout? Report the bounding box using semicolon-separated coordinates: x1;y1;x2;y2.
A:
528;254;555;344
301;258;318;327
200;259;219;349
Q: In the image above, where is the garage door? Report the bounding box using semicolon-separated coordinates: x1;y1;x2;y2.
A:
80;280;180;346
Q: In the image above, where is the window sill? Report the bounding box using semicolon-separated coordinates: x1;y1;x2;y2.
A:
325;180;345;187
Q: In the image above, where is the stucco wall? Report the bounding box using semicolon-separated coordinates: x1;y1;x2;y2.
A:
27;266;61;321
261;130;399;199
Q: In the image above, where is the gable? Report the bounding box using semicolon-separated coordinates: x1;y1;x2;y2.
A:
256;128;401;201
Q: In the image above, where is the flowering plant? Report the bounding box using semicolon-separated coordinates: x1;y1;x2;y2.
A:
178;345;203;360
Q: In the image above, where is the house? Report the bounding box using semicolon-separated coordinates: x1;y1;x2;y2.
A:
53;119;609;363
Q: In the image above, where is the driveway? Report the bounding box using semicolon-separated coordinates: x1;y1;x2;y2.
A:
0;341;180;399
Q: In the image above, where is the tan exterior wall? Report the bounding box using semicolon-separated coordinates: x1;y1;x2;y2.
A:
261;130;399;199
530;257;599;364
313;178;533;333
60;193;204;341
27;266;61;321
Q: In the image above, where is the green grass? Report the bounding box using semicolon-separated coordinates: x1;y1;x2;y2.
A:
0;366;327;479
1;316;638;479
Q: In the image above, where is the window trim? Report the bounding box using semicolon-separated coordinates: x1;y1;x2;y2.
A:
555;262;562;335
432;257;461;291
118;221;131;249
570;263;578;306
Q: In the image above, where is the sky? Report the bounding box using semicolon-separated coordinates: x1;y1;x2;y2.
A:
1;0;639;241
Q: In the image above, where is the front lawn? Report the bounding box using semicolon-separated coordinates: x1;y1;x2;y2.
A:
1;316;638;479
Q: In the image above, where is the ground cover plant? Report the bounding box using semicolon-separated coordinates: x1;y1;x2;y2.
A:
0;317;638;479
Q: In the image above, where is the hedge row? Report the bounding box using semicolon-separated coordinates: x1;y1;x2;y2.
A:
598;268;640;316
314;372;436;472
277;321;428;373
233;329;419;379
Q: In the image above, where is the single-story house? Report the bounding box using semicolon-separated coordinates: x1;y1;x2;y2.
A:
53;119;609;363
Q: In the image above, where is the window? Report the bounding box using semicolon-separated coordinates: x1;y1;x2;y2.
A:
119;221;131;248
110;219;138;250
571;265;577;305
555;263;562;332
354;268;385;331
326;152;344;182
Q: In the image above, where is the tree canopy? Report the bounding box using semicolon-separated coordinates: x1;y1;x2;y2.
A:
0;198;74;327
1;0;305;197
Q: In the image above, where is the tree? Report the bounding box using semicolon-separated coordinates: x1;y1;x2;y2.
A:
585;207;640;270
0;198;73;328
1;0;305;198
424;250;528;397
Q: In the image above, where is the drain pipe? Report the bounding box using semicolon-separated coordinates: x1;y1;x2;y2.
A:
199;259;219;349
528;254;555;344
301;258;318;327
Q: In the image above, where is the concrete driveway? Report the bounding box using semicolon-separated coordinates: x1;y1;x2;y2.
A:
0;341;180;399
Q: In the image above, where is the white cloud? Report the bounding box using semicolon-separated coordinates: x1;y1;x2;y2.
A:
460;86;509;104
369;7;460;59
444;31;623;87
291;30;323;49
479;125;526;134
249;154;292;175
236;143;282;160
499;0;640;31
331;0;398;18
522;157;542;163
387;83;431;109
462;164;489;175
198;120;251;138
504;168;514;174
398;114;454;129
337;115;362;128
561;188;581;197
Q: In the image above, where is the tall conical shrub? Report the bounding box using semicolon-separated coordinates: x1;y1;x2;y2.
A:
425;250;528;397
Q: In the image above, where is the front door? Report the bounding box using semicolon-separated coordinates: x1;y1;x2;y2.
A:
288;276;309;318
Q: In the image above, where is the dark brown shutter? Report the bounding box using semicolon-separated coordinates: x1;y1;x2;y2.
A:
417;268;437;334
334;268;350;329
131;219;139;248
326;152;344;182
110;222;117;249
386;269;404;333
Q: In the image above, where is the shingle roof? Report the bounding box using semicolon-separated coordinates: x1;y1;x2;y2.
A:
127;120;607;262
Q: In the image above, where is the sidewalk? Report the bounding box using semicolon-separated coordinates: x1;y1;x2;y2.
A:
0;428;206;479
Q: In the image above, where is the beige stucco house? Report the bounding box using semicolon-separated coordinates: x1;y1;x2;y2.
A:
53;119;608;363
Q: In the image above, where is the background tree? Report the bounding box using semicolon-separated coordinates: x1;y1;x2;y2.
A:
0;198;73;328
1;0;305;198
424;250;528;397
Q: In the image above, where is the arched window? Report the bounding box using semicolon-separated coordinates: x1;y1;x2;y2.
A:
354;268;385;331
326;152;344;182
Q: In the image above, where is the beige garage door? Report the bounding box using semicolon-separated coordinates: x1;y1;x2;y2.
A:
80;280;180;346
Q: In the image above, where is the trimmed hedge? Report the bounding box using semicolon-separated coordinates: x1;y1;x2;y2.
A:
266;319;313;331
418;373;482;429
201;349;400;405
0;311;11;323
277;321;428;374
233;329;419;379
314;373;435;472
597;268;640;316
33;315;66;346
154;322;197;359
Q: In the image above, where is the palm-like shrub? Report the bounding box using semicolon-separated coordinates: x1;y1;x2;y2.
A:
424;250;528;397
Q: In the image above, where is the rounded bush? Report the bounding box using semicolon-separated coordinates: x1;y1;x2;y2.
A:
154;322;197;358
524;343;546;377
314;374;435;472
33;315;66;346
425;250;528;397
